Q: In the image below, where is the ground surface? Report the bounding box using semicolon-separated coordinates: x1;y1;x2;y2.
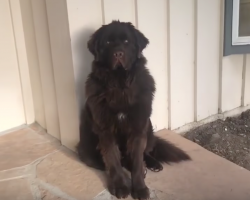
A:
1;124;250;200
185;110;250;171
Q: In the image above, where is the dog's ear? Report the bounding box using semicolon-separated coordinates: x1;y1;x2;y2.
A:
134;29;149;55
87;28;104;61
87;36;95;56
87;34;99;61
127;23;149;58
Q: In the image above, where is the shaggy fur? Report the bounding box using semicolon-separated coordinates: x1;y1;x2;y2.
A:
77;21;191;200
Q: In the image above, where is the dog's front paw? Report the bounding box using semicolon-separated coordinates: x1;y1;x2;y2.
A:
108;173;131;199
132;187;150;200
110;184;130;199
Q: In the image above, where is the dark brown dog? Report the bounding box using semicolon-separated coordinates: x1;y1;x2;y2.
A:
77;21;191;200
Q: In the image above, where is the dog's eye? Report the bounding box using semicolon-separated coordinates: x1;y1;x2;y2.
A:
124;40;128;44
106;41;110;45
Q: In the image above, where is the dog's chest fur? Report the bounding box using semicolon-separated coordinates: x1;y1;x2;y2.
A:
106;72;137;121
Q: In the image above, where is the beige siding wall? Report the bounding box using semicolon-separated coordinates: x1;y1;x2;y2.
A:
245;55;250;106
62;0;250;135
104;0;136;24
9;0;35;125
63;0;250;130
0;0;26;132
31;0;60;139
19;0;46;129
1;0;250;150
196;0;220;121
169;0;195;129
137;0;169;130
45;0;79;150
66;0;103;110
222;55;244;111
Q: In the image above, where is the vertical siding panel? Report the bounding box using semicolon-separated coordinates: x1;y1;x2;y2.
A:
66;0;102;109
194;0;197;122
46;0;79;150
31;1;60;139
0;0;26;132
103;0;135;24
169;0;195;129
10;0;35;124
137;0;168;130
196;0;220;120
222;55;244;112
244;54;250;106
19;0;46;129
241;55;247;106
218;0;225;113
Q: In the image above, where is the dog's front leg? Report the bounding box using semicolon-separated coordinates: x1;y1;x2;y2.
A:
128;130;150;200
98;135;131;199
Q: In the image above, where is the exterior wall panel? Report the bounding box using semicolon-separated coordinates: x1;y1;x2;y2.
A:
222;55;243;111
32;0;60;139
103;0;136;24
0;0;25;132
196;0;220;120
2;0;249;150
244;55;250;106
137;0;169;130
169;0;195;129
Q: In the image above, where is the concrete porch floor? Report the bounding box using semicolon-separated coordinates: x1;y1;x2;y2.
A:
1;124;250;200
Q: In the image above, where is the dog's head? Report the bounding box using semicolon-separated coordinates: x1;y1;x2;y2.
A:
87;21;149;70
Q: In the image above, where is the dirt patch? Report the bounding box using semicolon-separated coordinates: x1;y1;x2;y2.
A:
184;110;250;171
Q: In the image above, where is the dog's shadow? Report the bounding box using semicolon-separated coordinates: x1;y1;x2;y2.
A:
73;28;109;187
73;28;94;112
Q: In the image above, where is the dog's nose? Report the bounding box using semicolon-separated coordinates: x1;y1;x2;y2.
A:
114;51;124;59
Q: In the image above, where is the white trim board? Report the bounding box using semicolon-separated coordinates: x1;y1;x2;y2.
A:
232;0;250;45
174;105;250;134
